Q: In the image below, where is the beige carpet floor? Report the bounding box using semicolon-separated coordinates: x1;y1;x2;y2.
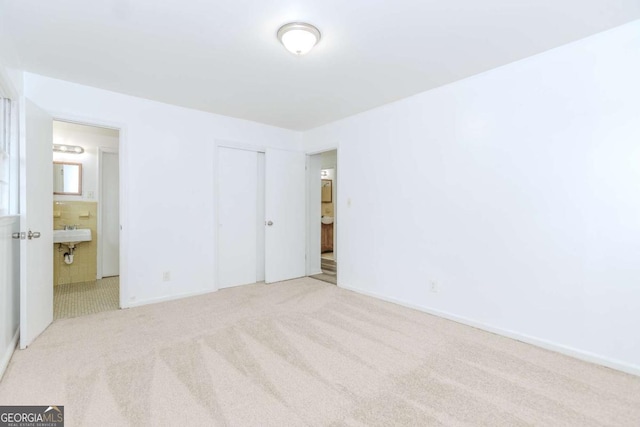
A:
54;276;120;320
1;278;639;426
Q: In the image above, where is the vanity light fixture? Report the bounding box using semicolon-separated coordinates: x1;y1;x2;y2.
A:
53;144;84;154
277;22;321;55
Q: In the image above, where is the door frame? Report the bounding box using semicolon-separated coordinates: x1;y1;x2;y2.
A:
305;146;339;283
305;153;323;276
97;146;119;280
48;111;128;309
213;139;266;291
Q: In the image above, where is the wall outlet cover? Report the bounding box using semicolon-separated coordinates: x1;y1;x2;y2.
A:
430;280;439;293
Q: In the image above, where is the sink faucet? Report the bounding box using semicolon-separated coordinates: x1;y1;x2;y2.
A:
63;224;78;230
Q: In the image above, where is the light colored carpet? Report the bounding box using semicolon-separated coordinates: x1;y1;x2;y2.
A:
54;276;119;320
2;278;639;426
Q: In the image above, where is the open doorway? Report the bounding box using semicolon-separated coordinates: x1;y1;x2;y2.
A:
307;149;337;285
52;120;120;319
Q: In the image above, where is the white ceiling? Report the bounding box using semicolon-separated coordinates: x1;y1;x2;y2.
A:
53;120;119;138
2;1;639;130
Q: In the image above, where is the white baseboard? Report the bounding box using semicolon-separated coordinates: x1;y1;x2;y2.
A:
123;288;217;308
0;328;19;381
308;270;324;276
338;284;640;377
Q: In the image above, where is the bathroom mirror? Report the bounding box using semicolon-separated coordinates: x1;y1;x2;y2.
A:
321;179;332;203
53;162;83;195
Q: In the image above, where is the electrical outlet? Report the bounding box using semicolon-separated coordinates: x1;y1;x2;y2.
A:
163;271;171;281
430;280;439;293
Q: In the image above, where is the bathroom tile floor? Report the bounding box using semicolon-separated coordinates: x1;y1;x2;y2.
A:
53;276;119;320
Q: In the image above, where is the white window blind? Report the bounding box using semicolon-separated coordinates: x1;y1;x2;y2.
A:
0;98;12;215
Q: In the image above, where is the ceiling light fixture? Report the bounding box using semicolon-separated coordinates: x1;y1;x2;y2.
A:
277;22;321;55
53;144;84;154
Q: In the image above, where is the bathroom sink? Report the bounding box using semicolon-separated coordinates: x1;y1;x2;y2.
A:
53;228;92;245
321;216;334;225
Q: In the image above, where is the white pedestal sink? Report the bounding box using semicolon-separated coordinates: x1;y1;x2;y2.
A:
53;229;92;247
321;216;334;224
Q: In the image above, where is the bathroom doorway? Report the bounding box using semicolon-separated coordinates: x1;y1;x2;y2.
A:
307;149;337;285
52;120;120;319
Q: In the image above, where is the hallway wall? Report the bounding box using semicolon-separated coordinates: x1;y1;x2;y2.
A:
303;21;640;374
26;73;300;307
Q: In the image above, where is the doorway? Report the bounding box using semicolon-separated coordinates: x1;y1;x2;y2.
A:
307;149;337;285
52;120;120;319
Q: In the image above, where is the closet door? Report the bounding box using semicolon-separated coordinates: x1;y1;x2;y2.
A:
217;147;258;288
264;148;306;283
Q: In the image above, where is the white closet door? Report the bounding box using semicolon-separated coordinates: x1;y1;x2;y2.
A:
265;148;306;283
217;147;258;289
256;152;265;282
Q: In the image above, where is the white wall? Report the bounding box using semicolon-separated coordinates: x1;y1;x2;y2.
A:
303;21;640;374
25;73;300;307
0;0;22;101
52;121;119;202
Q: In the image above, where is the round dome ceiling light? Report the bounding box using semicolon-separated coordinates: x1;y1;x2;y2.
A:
277;22;321;55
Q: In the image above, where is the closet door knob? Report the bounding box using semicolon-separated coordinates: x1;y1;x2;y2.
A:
266;221;273;226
